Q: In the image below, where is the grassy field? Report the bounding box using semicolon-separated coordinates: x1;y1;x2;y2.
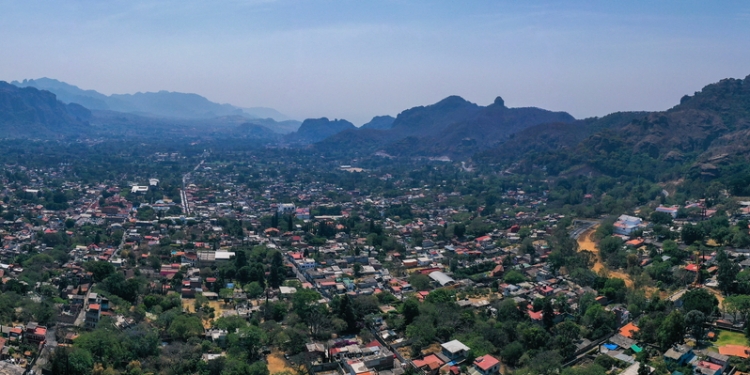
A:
713;330;748;347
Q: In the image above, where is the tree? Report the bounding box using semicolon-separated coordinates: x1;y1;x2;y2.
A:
424;289;454;304
334;294;358;333
553;321;581;359
682;288;718;316
220;288;235;303
583;304;616;339
503;270;526;284
681;224;704;245
650;211;673;226
247;361;270;375
402;298;420;326
406;315;437;350
168;314;204;341
528;350;562;375
103;273;143;302
495;299;522;322
243;282;264;299
353;263;363;278
227;325;265;360
561;364;607;375
542;298;555;330
84;261;115;282
268;251;285;288
599;236;623;264
236;266;252;284
51;347;94;375
602;278;627;303
637;362;651;375
717;249;740;294
234;250;249;269
453;223;466;238
292;288;321;317
408;273;431;291
684;310;706;341
501;341;525;367
724;295;750;324
657;310;685;349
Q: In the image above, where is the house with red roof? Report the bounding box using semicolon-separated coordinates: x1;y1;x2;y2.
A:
412;354;445;375
470;355;500;375
490;264;504;278
619;322;639;339
695;360;723;375
24;322;47;346
528;309;543;324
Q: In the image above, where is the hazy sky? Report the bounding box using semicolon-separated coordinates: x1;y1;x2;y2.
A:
2;1;749;125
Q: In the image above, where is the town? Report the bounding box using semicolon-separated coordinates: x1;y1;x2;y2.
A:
0;142;750;375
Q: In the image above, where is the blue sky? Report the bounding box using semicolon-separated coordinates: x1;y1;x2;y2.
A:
1;1;749;124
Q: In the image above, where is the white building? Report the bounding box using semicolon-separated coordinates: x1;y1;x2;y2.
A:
614;215;643;235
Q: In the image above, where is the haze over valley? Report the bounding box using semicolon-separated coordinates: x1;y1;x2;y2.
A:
2;2;750;375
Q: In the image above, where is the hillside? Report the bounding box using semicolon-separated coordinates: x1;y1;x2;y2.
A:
286;118;356;144
360;115;395;130
317;96;575;157
476;111;650;163
501;74;750;180
0;81;90;138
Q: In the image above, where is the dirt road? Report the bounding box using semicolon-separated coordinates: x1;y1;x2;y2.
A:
576;226;635;287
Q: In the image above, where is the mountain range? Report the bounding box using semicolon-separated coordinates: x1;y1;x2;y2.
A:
316;96;576;157
0;81;90;138
2;74;750;181
11;78;299;133
286;118;356;144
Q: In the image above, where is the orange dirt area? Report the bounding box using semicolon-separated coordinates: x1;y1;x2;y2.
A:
397;346;413;359
577;226;660;297
181;298;235;328
420;343;442;356
577;227;634;287
267;350;297;374
706;287;725;309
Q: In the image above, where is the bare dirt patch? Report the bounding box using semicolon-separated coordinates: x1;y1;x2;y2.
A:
420;343;442;356
577;227;634;286
267;350;297;374
181;298;236;328
577;227;661;297
397;346;413;359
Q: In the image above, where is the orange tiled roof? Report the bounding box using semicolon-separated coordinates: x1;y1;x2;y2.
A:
719;345;750;358
619;322;639;339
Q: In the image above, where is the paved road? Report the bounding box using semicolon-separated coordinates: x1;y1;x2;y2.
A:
570;220;599;239
180;159;204;216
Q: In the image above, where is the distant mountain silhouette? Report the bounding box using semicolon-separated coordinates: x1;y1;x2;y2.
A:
317;95;575;157
11;78;293;123
286;117;356;144
0;81;90;138
239;117;301;134
241;107;293;122
360;115;395;130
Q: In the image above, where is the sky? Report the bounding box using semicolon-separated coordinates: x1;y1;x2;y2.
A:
2;1;750;125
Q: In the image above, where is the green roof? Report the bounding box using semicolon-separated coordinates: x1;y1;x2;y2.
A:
631;344;643;353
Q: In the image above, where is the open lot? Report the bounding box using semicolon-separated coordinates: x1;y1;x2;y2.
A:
181;298;235;328
713;329;748;347
267;350;297;374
